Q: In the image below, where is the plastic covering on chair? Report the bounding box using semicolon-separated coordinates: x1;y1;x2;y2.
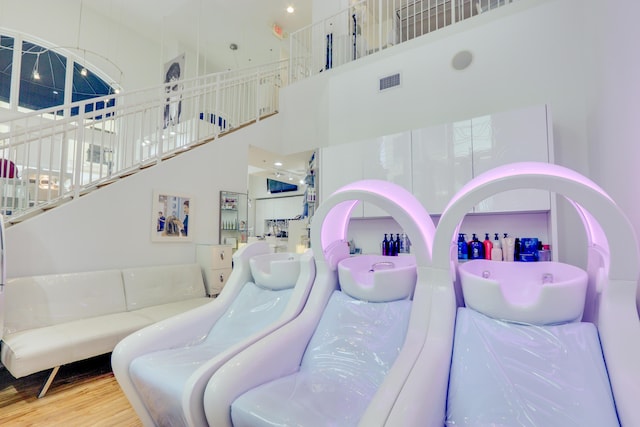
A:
386;162;640;427
111;241;316;427
203;180;453;427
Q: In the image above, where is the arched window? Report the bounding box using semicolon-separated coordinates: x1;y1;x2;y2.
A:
0;34;118;114
20;41;67;110
0;36;13;106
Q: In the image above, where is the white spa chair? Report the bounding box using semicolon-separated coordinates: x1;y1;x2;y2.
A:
203;180;455;427
111;241;316;427
385;162;640;426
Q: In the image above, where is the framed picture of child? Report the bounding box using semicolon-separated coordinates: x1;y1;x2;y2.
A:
152;190;192;242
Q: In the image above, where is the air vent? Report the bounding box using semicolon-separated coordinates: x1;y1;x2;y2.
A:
379;73;401;91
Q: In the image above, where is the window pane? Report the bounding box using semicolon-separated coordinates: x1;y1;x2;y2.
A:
72;61;116;117
19;41;66;111
0;36;14;104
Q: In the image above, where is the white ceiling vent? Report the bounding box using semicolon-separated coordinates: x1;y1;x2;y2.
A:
379;73;401;91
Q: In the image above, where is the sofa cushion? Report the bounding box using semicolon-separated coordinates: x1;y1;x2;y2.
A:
4;270;126;334
122;264;206;311
132;298;212;323
1;311;152;378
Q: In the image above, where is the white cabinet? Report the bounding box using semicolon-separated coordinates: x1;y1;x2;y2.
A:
412;120;473;214
196;244;233;297
471;105;551;213
412;104;551;214
319;131;412;218
362;132;413;217
321;105;552;216
319;141;364;217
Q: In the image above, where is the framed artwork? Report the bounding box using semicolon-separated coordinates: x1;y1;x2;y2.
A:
152;190;192;242
163;53;185;129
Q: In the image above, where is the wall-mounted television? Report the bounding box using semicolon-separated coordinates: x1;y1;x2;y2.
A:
267;178;298;194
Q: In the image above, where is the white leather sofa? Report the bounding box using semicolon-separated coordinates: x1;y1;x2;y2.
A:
0;263;211;397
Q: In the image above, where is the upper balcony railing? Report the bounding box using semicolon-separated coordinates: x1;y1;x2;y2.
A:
0;0;515;224
289;0;514;83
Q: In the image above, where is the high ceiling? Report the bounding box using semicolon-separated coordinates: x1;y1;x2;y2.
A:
84;0;313;73
82;0;315;180
248;145;314;184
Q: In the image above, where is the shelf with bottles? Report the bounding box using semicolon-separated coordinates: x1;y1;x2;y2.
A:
221;195;238;210
221;219;238;231
458;212;557;262
341;210;555;261
220;219;248;232
457;232;551;263
219;190;248;246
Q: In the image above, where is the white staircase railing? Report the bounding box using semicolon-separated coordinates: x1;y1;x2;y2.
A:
0;0;516;225
0;60;288;224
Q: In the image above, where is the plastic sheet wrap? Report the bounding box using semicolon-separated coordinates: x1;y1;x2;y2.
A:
446;308;619;427
231;290;412;427
129;282;293;426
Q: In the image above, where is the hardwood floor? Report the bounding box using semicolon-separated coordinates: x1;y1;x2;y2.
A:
0;354;142;426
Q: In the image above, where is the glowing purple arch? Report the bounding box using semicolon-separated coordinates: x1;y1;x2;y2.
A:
434;161;639;282
310;180;436;268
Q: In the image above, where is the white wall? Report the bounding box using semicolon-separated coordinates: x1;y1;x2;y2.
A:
3;118;283;278
0;0;210;94
0;1;159;92
283;0;589;169
281;0;596;266
587;1;640;255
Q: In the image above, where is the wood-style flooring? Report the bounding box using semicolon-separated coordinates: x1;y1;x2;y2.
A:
0;354;142;426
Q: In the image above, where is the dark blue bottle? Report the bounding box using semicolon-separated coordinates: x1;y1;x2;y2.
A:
394;234;401;256
382;234;389;256
457;233;469;260
470;233;484;260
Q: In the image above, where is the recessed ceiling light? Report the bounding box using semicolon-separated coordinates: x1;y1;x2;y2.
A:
286;6;294;13
274;161;283;167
